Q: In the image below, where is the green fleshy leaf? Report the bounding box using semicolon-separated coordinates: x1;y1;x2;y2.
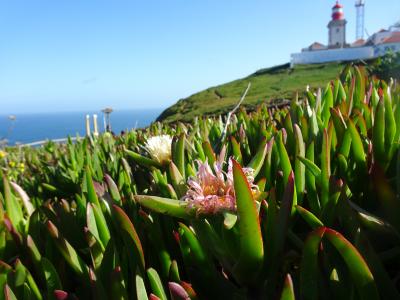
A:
136;268;149;300
4;284;18;300
194;140;206;162
0;261;12;297
325;228;379;300
169;162;187;199
230;136;243;164
42;257;62;298
112;205;145;270
202;141;216;166
147;268;168;300
297;156;321;179
373;98;386;165
383;87;396;152
85;228;105;269
125;148;162;168
86;203;101;247
321;82;334;127
15;259;42;300
42;183;58;193
256;178;267;192
135;196;194;219
232;159;264;284
91;203;110;248
320;129;330;207
178;223;210;268
276;131;292;186
10;182;34;217
300;227;326;300
353;66;366;109
3;176;24;233
85;167;101;207
280;274;295;300
274;172;296;259
296;205;323;229
26;235;41;267
294;124;305;202
330;107;346;143
169;261;181;283
304;142;320;213
347;119;367;168
46;221;89;278
172;134;186;179
321;179;343;226
247;137;268;178
104;174;122;205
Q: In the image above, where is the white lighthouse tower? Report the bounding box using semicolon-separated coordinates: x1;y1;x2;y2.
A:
328;1;347;48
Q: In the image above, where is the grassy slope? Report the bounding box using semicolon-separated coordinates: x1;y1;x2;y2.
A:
157;62;344;123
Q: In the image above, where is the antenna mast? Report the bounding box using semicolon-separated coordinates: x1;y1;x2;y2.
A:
355;0;365;40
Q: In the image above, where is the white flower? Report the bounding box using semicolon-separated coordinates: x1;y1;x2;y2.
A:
145;135;173;165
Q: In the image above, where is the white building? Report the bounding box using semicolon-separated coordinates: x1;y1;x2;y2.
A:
291;1;400;66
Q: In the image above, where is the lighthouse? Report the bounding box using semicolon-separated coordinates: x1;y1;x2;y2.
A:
291;1;400;66
328;1;347;48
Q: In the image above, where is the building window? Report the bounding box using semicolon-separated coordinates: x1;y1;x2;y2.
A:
336;28;340;33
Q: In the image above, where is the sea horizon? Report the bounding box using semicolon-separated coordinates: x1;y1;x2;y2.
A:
0;108;163;145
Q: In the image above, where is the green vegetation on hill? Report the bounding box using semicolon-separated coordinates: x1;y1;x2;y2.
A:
157;62;344;122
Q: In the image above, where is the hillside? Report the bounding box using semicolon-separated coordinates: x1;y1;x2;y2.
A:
157;62;344;123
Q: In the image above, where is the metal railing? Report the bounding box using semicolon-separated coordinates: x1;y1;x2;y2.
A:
18;137;82;148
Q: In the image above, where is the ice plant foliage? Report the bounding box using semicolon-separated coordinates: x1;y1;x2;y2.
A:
1;66;399;299
183;158;259;215
144;134;173;165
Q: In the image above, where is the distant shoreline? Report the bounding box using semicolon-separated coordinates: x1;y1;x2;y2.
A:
0;108;163;145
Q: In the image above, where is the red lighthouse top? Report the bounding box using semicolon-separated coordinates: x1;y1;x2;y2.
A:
332;1;344;20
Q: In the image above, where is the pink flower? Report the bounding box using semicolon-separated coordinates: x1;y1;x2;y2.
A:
183;157;258;215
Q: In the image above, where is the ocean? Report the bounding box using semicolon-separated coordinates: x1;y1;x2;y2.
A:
0;109;163;145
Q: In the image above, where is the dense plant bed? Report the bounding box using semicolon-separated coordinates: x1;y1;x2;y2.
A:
1;66;400;299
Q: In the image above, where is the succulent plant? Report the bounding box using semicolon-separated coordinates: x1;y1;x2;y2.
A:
0;65;399;299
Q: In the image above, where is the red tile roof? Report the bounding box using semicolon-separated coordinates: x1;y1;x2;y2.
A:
352;39;365;46
382;32;400;44
309;42;326;49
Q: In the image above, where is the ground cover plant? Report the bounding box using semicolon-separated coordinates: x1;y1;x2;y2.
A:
0;65;400;299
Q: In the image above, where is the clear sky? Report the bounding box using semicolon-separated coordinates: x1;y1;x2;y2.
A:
0;0;399;114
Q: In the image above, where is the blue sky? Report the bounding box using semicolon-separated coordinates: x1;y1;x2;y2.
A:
0;0;399;114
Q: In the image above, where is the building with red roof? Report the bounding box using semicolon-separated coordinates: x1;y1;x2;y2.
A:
290;1;400;66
